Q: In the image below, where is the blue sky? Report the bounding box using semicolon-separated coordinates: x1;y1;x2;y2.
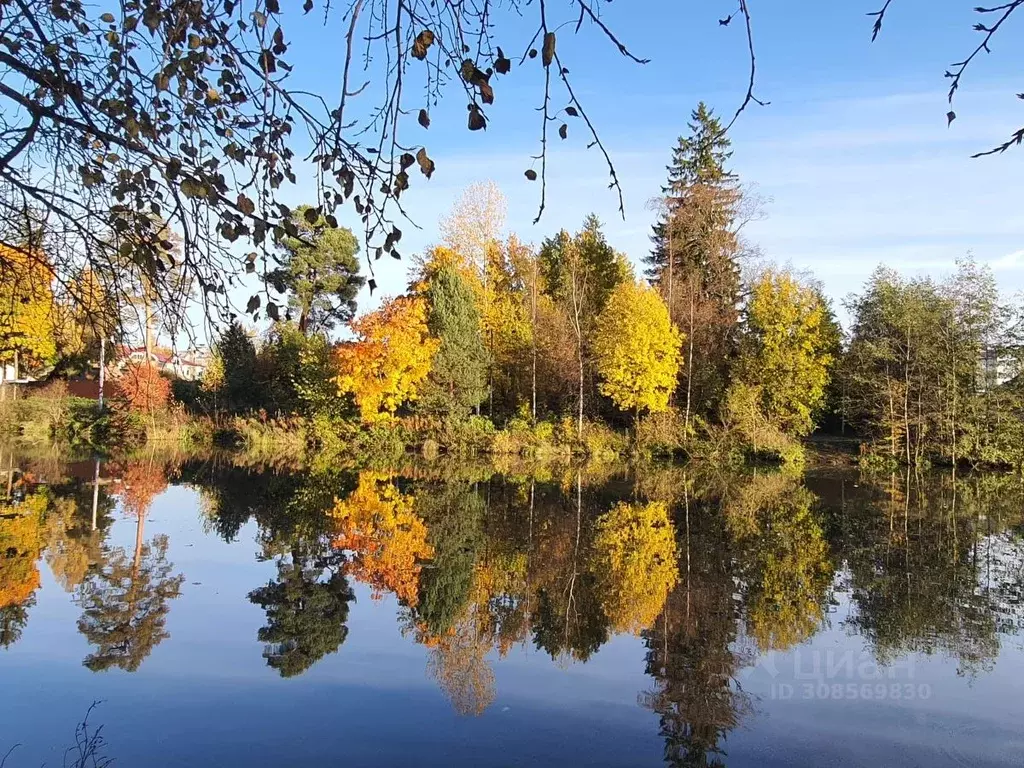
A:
209;0;1024;339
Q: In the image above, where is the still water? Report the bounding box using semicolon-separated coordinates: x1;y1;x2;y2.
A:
2;452;1023;767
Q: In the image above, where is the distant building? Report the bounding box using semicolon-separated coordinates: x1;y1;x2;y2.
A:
117;346;209;381
980;350;1021;391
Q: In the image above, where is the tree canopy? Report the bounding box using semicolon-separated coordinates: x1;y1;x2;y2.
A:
593;281;681;416
334;295;439;422
0;0;1016;337
269;206;364;334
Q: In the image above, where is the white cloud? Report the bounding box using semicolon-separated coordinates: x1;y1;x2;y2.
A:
991;249;1024;272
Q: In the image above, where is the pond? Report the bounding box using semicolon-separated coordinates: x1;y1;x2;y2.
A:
1;451;1023;767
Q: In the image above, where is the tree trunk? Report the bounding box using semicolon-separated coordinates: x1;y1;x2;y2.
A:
143;293;154;358
577;339;584;441
684;288;694;435
904;339;912;466
667;218;674;321
531;260;538;422
133;510;146;576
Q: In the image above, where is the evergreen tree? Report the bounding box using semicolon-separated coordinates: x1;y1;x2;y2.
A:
268;205;364;334
413;482;483;637
248;551;355;678
75;534;184;672
422;263;491;416
213;321;260;412
644;102;736;285
540;214;625;314
644;103;743;424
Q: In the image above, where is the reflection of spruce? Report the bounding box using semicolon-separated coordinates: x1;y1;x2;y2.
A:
640;482;752;768
248;551;354;678
75;519;184;672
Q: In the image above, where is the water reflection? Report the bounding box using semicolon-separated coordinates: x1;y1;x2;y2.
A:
248;548;354;678
2;449;1024;765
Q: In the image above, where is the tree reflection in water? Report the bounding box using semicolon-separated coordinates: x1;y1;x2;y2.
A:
2;451;1024;766
75;458;184;672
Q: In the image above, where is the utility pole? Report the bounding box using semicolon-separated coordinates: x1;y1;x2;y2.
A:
91;458;101;531
98;337;106;412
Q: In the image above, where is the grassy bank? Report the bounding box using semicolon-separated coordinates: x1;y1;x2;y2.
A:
1;386;839;470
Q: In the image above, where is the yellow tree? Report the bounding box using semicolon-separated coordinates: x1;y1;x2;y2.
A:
737;269;833;436
724;473;833;652
0;244;56;377
53;267;120;367
44;496;104;593
330;472;433;606
590;501;679;635
334;295;439;422
425;612;497;716
592;281;682;416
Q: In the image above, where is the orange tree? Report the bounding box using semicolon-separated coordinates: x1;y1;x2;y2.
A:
330;471;433;606
114;361;172;414
334;296;439;422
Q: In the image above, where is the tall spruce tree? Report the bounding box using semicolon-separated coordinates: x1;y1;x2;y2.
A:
422;263;491;417
645;103;743;425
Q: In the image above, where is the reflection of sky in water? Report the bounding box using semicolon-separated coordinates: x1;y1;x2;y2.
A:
2;478;1024;767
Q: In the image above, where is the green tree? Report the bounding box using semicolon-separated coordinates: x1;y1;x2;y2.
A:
844;268;949;464
75;534;184;672
259;322;348;418
813;288;847;431
413;482;483;637
539;215;630;436
593;281;681;417
421;261;490;417
269;206;364;334
212;321;260;413
735;269;834;437
248;551;355;678
0;602;31;648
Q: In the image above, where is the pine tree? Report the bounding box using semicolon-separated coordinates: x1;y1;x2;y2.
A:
269;205;364;334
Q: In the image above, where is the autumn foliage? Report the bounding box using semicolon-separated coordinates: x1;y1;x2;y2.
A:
593;281;682;415
114;362;172;414
334;296;439;422
0;492;47;609
120;460;169;519
330;472;433;605
0;244;56;372
590;501;679;635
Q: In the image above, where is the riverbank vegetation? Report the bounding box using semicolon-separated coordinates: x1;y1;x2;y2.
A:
2;105;1022;470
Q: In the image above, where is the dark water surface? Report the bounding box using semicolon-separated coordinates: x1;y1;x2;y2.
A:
2;452;1023;767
